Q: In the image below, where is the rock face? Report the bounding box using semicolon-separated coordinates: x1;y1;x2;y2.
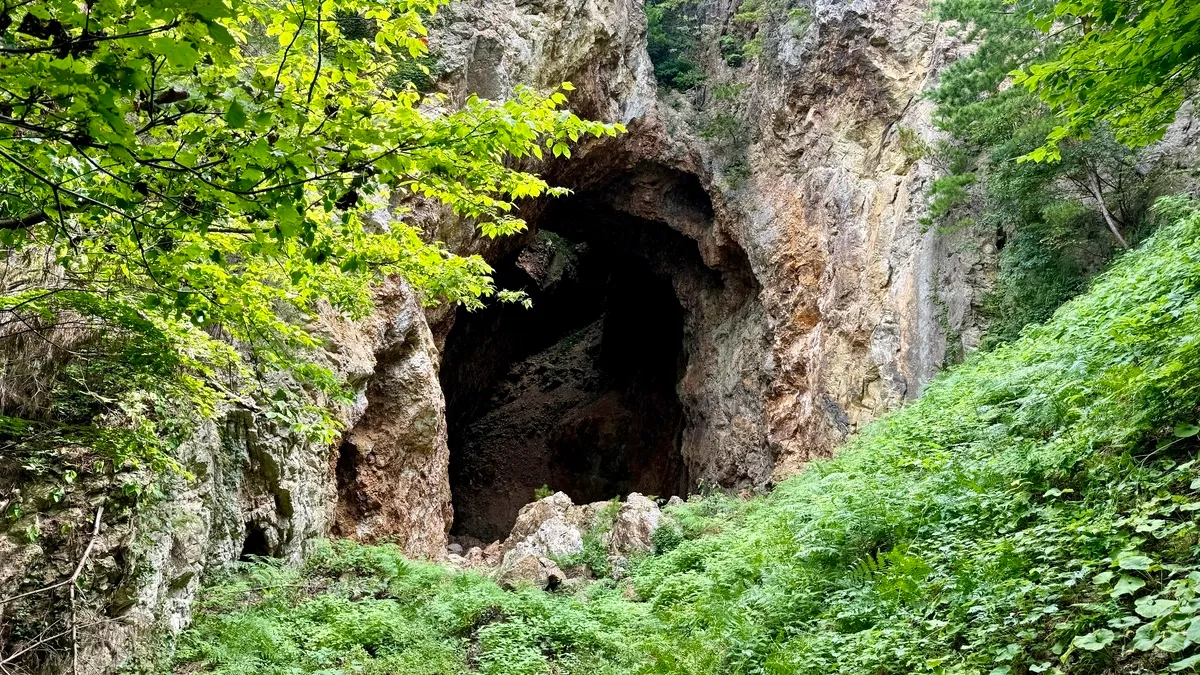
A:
501;491;595;559
0;277;446;673
299;0;990;553
421;0;987;544
330;279;453;558
674;0;990;481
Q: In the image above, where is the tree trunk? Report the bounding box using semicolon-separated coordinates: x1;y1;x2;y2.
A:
1087;170;1130;249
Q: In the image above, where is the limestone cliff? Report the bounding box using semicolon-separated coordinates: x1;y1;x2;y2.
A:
413;0;989;520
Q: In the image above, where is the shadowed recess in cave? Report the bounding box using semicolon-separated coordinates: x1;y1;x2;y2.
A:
440;196;711;542
240;523;270;560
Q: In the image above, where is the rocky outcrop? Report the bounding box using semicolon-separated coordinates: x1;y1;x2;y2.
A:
608;493;661;555
336;0;989;550
0;276;447;672
494;553;567;590
500;491;596;558
330;280;452;558
676;0;989;481
468;491;663;588
420;0;987;517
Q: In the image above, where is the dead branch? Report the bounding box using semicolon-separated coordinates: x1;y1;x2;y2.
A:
0;506;104;672
70;506;103;675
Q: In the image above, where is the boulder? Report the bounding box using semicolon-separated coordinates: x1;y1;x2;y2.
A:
608;493;661;556
494;554;566;590
500;491;601;558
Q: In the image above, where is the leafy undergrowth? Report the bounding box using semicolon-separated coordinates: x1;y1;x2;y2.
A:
167;541;653;674
168;198;1200;674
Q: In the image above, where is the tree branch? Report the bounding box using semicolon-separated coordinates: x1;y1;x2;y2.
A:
0;209;46;230
0;22;181;55
70;506;103;675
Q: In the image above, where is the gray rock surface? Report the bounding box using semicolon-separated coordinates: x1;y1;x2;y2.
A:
608;493;661;556
494;554;566;590
498;491;600;559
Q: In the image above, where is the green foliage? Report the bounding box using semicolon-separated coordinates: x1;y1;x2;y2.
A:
629;198;1200;673
0;1;620;485
896;126;931;165
534;484;554;501
1014;0;1200;161
979;221;1088;347
699;113;743;144
720;0;784;66
170;539;654;675
722;156;752;191
711;83;749;101
645;0;705;90
384;49;443;93
930;0;1162;345
719;34;745;67
182;200;1200;674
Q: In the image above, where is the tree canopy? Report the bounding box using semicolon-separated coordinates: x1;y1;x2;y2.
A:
929;0;1162;348
1016;0;1200;161
0;0;621;466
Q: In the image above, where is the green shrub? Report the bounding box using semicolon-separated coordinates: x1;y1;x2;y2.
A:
719;34;745;66
168;540;653;675
629;197;1200;674
651;522;684;555
645;0;705;90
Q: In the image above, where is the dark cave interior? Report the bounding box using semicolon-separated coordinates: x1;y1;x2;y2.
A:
440;195;706;542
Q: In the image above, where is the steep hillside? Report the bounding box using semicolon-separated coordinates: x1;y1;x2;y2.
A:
169;199;1200;674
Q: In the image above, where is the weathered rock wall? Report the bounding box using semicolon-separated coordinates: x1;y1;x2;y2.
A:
0;278;445;672
658;0;991;480
417;0;989;492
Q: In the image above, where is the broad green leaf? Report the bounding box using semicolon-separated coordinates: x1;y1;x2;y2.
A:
1112;575;1146;597
1175;423;1200;437
1172;654;1200;671
1135;597;1179;619
1118;553;1153;570
1157;631;1187;653
1072;629;1115;651
225;100;247;129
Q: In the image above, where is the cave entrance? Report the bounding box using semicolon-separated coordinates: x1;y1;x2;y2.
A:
441;197;695;542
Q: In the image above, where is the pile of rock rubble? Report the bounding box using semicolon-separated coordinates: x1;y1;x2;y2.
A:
446;491;680;589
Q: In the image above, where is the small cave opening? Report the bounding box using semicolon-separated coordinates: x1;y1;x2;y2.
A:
441;194;706;542
239;523;270;560
331;440;372;538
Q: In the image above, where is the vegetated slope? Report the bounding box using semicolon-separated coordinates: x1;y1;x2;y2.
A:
169;199;1200;674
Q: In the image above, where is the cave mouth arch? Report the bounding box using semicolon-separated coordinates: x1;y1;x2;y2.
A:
439;185;721;542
